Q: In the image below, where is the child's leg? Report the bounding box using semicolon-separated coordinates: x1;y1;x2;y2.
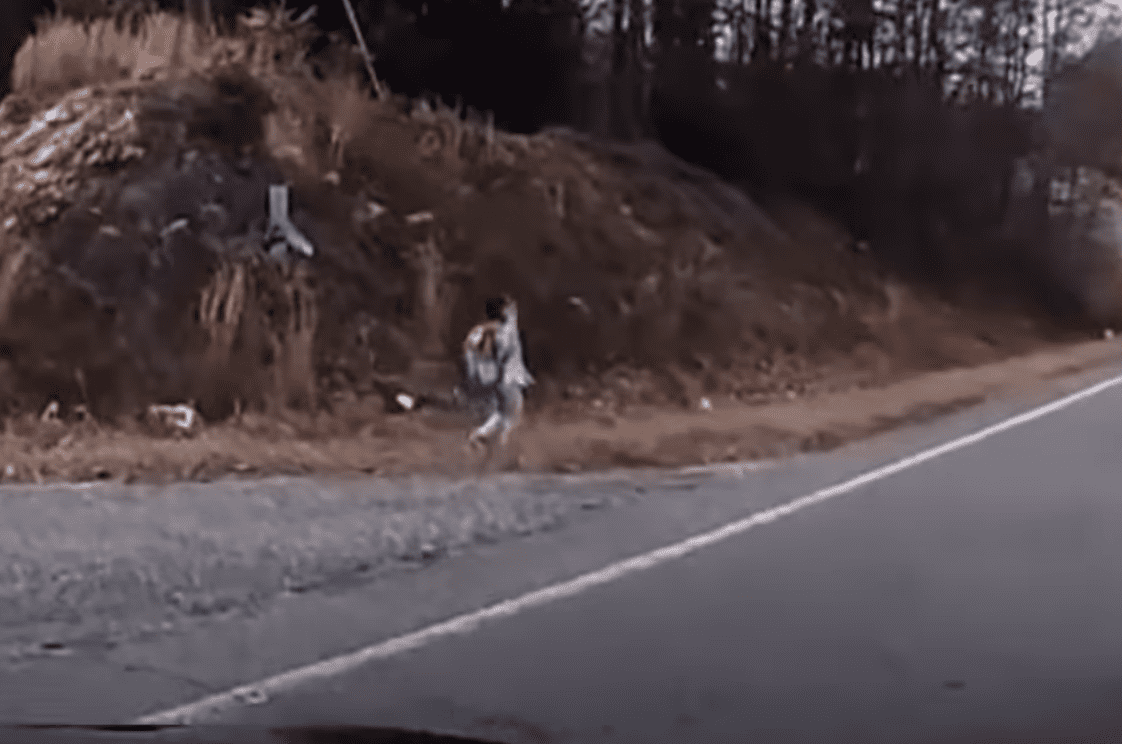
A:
469;390;502;443
498;384;525;446
471;411;503;442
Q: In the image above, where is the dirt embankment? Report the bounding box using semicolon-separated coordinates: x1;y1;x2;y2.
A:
0;6;1101;485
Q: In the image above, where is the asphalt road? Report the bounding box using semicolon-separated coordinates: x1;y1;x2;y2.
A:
6;363;1122;743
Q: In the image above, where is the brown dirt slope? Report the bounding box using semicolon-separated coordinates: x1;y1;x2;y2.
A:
0;5;1099;485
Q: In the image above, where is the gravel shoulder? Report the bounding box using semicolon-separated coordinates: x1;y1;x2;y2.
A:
1;336;1119;662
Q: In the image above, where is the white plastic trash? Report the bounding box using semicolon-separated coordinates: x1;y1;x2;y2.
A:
266;184;315;258
147;403;199;431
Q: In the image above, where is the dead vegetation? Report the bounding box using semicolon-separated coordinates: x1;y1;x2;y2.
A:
0;3;1096;483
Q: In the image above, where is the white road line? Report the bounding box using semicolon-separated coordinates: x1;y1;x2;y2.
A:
131;369;1122;726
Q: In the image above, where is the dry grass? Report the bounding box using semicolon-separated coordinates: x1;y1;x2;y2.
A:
0;241;33;328
9;3;327;100
266;262;319;412
198;259;248;370
194;256;321;416
321;73;370;171
10;0;530;181
13;11;204;94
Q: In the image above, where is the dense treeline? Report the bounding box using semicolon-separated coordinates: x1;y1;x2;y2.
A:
2;0;1120;292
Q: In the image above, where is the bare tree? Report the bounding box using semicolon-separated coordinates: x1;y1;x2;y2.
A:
833;0;877;70
183;0;211;30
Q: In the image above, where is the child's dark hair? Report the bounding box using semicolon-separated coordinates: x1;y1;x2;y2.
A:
484;296;507;320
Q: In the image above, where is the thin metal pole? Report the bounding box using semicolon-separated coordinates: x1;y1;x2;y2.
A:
340;0;387;99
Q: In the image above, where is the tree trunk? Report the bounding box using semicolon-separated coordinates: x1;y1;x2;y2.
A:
799;0;817;62
754;0;773;60
779;0;793;61
895;0;908;69
912;0;925;71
